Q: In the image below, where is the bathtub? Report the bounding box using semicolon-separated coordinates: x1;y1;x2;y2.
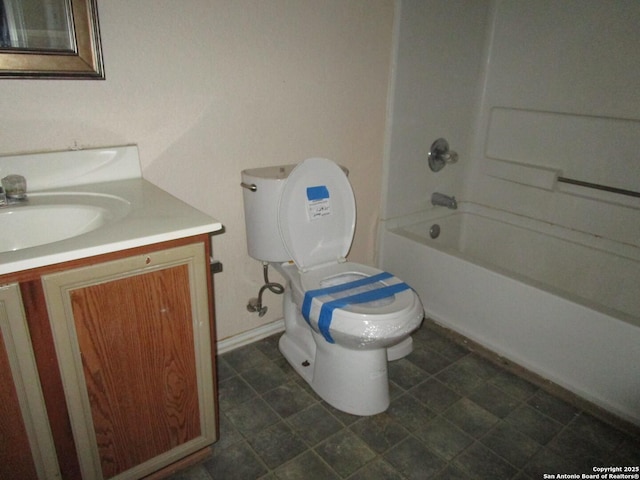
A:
379;202;640;426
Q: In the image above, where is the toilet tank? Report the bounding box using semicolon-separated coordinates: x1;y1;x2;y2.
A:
241;164;296;262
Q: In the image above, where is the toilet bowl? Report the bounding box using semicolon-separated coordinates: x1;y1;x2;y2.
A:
241;158;424;415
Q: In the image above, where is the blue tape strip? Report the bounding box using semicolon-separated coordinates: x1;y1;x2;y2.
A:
317;282;411;343
302;271;393;322
307;185;330;201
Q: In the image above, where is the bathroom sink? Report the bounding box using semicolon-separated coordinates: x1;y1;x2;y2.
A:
0;193;131;253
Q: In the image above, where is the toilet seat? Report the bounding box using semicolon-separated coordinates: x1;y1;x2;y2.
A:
281;262;423;348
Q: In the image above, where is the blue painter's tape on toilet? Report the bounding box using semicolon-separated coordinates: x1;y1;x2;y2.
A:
317;282;411;343
302;271;394;322
301;272;410;343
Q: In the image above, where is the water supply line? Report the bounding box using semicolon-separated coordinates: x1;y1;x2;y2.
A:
247;262;284;317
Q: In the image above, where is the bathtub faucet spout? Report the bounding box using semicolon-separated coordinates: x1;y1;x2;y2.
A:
431;192;457;209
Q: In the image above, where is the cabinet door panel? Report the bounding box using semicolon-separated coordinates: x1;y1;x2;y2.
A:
0;283;60;480
0;314;39;480
71;264;200;477
43;243;216;480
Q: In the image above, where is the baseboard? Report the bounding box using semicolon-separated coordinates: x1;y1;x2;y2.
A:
216;319;285;355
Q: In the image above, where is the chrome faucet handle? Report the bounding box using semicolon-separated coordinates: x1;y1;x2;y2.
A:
1;174;27;200
428;138;458;172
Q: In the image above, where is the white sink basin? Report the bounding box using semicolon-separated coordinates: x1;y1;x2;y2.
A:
0;193;131;253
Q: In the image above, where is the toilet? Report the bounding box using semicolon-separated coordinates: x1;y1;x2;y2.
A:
241;158;424;415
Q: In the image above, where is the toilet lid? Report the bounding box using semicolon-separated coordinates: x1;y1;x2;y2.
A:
278;158;356;270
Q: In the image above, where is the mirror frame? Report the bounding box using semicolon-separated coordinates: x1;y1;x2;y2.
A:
0;0;104;79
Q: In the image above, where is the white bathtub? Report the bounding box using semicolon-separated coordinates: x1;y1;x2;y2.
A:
379;203;640;426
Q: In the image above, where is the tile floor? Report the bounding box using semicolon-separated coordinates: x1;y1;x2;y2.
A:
169;322;640;480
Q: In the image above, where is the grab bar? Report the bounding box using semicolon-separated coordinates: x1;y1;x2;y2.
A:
557;177;640;199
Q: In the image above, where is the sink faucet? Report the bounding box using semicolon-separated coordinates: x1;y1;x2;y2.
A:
431;192;457;209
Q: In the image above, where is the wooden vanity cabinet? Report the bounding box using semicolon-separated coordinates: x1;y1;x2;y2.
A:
0;236;218;480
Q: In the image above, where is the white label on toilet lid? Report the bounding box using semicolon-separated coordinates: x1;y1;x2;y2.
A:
306;185;332;221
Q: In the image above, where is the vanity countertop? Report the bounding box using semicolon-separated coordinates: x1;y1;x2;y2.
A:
0;177;222;276
0;145;223;275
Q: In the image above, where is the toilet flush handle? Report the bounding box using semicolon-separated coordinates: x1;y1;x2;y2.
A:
240;182;257;192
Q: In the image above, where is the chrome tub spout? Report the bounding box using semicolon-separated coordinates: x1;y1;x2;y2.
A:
431;192;457;209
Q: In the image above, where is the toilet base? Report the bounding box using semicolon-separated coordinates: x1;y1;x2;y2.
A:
279;330;390;416
276;278;415;416
387;336;413;361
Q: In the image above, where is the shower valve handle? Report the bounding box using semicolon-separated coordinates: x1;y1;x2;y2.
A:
428;138;458;172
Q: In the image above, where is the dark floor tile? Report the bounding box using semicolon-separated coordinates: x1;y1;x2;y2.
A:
388;358;430;390
273;450;339;480
258;474;277;480
350;413;409;453
223;344;272;373
406;346;455;374
383;437;446;480
199;323;637;480
287;404;343;447
218;375;256;410
546;413;627;462
454;442;518;479
442;398;499;438
468;382;521;418
226;396;280;435
489;370;538;401
386;393;436;432
214;413;243;450
455;354;501;381
349;458;404;480
203;440;267;480
435;363;486;396
416;328;469;361
216;356;236;382
512;473;535;480
323;403;361;426
315;430;376;477
480;421;541;467
522;447;585;478
526;390;580;424
504;404;563;445
241;361;289;394
410;377;461;413
567;413;627;452
414;416;473;460
388;380;404;400
618;435;640;463
167;464;212;480
253;334;282;360
546;428;603;464
262;381;317;419
248;421;307;469
432;463;475;479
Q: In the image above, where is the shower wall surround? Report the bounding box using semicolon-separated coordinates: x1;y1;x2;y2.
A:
379;0;640;425
383;0;640;246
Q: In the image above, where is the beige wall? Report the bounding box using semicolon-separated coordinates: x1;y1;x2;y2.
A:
0;0;395;340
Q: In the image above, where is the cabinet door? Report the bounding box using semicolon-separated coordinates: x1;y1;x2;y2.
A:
42;243;216;480
0;283;61;480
